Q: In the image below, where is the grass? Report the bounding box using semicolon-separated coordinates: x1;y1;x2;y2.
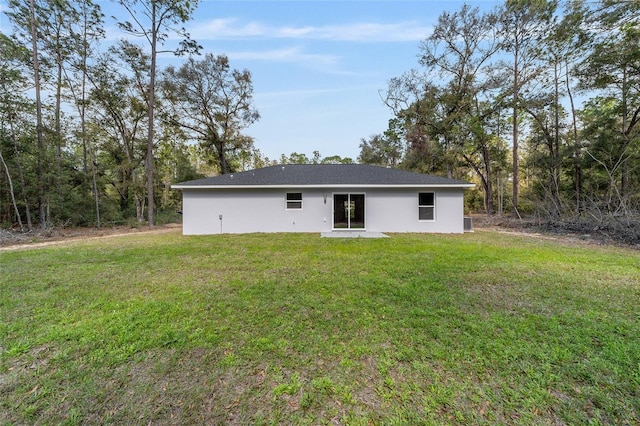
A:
1;230;639;425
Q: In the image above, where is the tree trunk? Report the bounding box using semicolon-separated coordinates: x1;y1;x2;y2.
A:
90;143;101;228
29;0;47;228
482;142;495;215
565;59;581;214
218;141;228;175
620;66;629;207
552;60;561;219
8;118;33;230
146;2;157;227
0;148;23;231
81;73;101;228
55;60;64;206
512;45;520;218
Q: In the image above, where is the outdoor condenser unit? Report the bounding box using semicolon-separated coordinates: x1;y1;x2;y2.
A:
464;216;474;233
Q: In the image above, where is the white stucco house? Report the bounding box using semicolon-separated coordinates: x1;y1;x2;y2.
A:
172;164;474;235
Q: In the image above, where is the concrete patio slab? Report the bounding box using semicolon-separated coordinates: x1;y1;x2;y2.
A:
321;232;389;238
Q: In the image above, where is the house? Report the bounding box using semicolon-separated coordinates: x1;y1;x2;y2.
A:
171;164;474;235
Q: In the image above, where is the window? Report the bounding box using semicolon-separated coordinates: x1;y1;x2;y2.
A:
418;192;435;221
286;192;302;210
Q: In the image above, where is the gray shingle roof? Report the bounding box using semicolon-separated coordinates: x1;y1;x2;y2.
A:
173;164;473;188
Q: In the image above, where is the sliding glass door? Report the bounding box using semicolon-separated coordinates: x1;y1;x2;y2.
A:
333;193;365;229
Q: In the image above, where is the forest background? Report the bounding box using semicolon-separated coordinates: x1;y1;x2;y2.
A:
0;0;638;241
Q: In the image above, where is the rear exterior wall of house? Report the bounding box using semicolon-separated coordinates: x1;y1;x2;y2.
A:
180;187;465;234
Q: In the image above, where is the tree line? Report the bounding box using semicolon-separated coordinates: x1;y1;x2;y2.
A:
2;0;638;231
359;0;640;227
0;0;263;229
0;0;357;230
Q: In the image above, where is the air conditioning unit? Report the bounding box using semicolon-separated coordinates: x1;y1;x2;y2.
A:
464;216;473;233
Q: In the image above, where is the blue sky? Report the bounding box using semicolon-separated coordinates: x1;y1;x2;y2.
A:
1;0;499;161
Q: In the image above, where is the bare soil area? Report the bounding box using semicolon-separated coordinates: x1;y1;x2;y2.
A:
0;223;182;251
1;217;639;251
472;214;640;249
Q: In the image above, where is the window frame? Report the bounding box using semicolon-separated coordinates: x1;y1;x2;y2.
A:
285;192;303;210
418;192;436;221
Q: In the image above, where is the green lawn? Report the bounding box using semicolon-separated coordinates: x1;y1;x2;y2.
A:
1;230;639;425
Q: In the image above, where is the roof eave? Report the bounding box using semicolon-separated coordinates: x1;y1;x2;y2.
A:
171;183;475;190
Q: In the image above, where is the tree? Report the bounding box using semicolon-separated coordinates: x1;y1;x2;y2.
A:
320;155;354;164
155;128;202;211
358;127;403;168
383;71;448;175
87;46;149;221
0;36;24;230
498;0;557;217
578;3;640;214
6;0;49;227
459;99;509;215
521;97;569;218
511;1;591;219
115;0;200;226
0;32;34;230
162;54;260;175
552;0;590;214
63;0;105;227
287;152;311;164
384;4;504;212
37;0;80;183
421;3;503;205
5;0;110;228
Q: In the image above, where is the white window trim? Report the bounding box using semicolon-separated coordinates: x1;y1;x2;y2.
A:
285;192;303;210
418;192;436;222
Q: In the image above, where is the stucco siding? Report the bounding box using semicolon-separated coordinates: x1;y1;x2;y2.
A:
181;187;466;234
365;188;464;233
182;189;333;234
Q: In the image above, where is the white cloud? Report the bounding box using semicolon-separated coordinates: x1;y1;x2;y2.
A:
229;46;338;66
256;86;352;100
285;22;432;42
252;84;382;113
191;18;431;43
226;46;359;76
195;18;267;38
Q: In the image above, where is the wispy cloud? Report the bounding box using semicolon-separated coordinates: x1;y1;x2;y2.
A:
255;84;379;101
286;22;432;42
191;18;431;42
229;46;338;66
226;47;359;75
195;18;267;38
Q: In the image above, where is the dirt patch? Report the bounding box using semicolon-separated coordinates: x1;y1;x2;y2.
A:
2;217;639;251
0;223;182;251
472;215;640;249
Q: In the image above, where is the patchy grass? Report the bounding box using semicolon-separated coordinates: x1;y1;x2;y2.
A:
1;231;639;424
